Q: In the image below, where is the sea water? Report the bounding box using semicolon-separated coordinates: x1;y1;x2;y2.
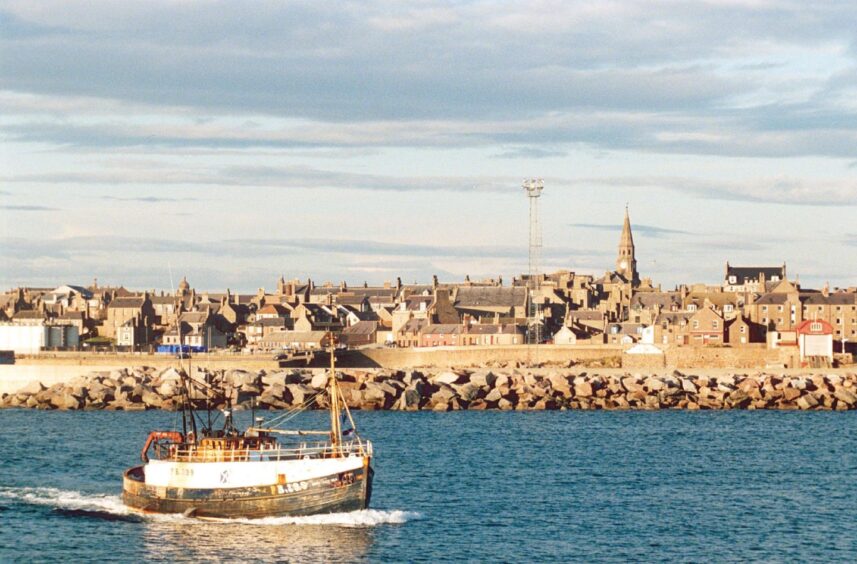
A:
1;409;857;562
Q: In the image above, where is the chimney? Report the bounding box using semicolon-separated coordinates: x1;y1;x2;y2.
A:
340;280;347;291
396;277;402;291
822;282;830;298
432;275;438;290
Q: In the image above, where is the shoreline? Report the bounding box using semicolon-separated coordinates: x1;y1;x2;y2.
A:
3;365;856;412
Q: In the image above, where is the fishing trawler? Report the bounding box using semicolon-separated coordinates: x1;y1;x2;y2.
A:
122;337;373;519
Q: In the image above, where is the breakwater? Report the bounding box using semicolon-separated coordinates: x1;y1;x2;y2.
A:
3;366;857;411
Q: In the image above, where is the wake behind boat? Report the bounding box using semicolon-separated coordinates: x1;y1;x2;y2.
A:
122;335;373;519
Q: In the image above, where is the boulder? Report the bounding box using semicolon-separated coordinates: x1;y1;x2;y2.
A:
17;381;46;395
644;377;665;391
51;392;82;410
622;377;643;393
141;390;163;408
834;388;857;406
310;372;330;389
455;384;485;402
574;381;593;398
797;393;819;410
428;386;457;408
433;371;466;386
261;372;288;388
286;384;317;406
469;370;497;389
395;387;422;411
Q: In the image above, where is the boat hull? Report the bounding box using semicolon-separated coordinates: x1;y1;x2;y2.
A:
122;460;373;519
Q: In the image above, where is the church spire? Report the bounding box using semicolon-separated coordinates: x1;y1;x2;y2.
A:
620;204;634;248
616;205;638;286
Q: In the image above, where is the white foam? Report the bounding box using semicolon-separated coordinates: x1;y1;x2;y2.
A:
0;486;130;515
231;509;423;527
0;487;420;527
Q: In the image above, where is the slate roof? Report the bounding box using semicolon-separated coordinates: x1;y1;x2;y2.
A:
13;310;45;320
467;324;520;335
454;287;526;308
631;292;680;309
108;297;145;309
726;265;785;282
422;324;463;335
342;320;378;335
753;293;789;305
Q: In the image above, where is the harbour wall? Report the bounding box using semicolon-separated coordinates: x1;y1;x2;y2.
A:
3;365;857;412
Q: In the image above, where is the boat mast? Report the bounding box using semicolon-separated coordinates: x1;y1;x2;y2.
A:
328;332;342;455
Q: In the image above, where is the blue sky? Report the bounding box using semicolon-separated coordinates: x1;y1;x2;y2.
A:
1;0;855;292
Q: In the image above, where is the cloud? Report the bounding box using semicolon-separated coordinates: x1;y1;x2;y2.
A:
4;165;520;193
492;146;568;159
102;195;198;203
0;204;59;211
570;223;693;238
1;2;857;161
573;176;857;206
0;235;609;262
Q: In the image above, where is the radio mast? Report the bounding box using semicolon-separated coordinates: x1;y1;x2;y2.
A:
522;178;543;345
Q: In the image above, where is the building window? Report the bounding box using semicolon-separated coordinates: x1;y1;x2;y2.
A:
740;326;746;334
729;275;737;284
777;306;783;312
811;322;822;332
712;321;719;329
725;304;733;313
762;306;768;312
693;320;699;329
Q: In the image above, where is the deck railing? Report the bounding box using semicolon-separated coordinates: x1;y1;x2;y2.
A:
151;440;371;463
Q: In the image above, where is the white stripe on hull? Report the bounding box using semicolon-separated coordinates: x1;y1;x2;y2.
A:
144;455;366;489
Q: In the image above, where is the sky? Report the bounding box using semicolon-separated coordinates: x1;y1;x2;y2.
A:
1;0;855;293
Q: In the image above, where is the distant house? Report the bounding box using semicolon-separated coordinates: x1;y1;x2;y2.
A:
453;286;527;322
397;318;429;348
105;296;154;341
256;303;291;320
292;303;342;333
795;319;833;362
340;320;378;347
654;312;693;345
260;330;331;351
162;311;227;350
419;324;463;347
245;317;293;347
150;294;179;326
723;262;786;293
463;323;524;346
606;322;644;345
43;285;92;308
687;306;725;346
725;316;766;346
553;325;578;345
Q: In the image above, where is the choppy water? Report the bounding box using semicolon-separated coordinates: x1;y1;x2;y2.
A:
1;409;857;562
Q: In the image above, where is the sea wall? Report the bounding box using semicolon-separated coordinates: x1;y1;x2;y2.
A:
3;366;857;411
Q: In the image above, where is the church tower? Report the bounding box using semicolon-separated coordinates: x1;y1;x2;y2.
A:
616;206;639;285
